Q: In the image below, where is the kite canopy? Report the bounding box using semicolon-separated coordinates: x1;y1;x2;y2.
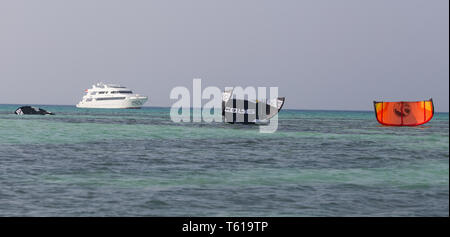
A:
14;106;55;115
222;89;285;124
373;99;434;126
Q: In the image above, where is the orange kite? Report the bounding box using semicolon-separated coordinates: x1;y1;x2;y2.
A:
373;99;434;126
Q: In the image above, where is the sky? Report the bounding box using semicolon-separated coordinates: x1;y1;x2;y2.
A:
0;0;448;111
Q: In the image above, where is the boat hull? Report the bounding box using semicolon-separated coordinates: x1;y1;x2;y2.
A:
76;96;148;109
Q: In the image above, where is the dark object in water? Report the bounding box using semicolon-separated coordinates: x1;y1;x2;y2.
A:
222;89;285;124
373;98;434;126
14;106;55;115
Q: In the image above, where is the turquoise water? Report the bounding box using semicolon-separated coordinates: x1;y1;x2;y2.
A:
0;104;448;216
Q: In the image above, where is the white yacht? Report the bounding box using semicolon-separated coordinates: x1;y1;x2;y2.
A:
76;83;148;109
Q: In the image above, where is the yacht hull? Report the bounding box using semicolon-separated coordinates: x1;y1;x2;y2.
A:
76;97;148;109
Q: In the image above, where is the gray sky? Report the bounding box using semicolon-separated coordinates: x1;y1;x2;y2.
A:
0;0;448;111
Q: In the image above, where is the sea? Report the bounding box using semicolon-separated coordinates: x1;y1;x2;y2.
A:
0;104;448;216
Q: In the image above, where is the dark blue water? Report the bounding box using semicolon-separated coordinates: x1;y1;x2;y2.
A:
0;105;448;216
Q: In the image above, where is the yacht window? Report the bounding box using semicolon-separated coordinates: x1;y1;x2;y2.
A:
98;91;106;94
111;91;132;94
86;98;93;102
96;97;126;101
90;92;97;95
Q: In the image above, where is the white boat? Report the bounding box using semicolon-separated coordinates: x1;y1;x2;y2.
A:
76;83;148;109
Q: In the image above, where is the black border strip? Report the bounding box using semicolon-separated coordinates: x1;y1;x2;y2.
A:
0;217;447;235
